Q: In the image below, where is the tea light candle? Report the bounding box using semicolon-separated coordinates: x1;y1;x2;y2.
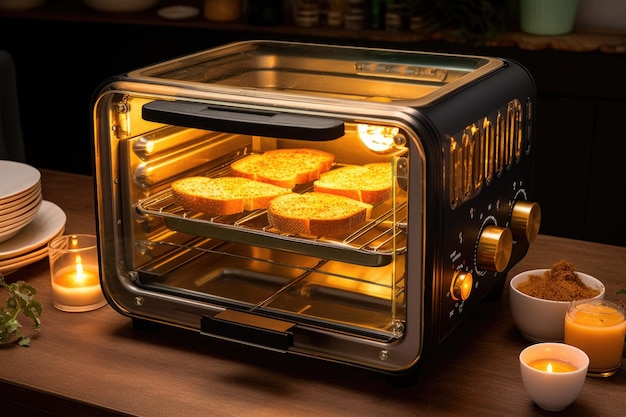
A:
48;234;107;312
52;258;103;309
527;358;578;373
564;299;626;377
519;342;589;412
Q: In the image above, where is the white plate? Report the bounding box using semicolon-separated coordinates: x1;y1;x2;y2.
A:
0;229;21;245
0;200;40;235
0;237;56;268
0;183;41;214
158;5;199;20
0;207;40;243
0;245;49;274
0;160;41;201
0;200;66;260
0;180;40;206
0;192;42;223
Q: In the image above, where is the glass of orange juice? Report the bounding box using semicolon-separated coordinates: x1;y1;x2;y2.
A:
564;299;626;377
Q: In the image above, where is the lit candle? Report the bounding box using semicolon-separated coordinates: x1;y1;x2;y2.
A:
519;342;589;412
49;234;107;312
564;299;626;377
527;358;578;373
51;254;105;311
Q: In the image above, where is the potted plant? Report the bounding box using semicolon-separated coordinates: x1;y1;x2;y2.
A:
0;273;42;346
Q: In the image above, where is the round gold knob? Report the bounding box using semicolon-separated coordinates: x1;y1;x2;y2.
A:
477;226;513;272
450;271;473;301
511;201;541;243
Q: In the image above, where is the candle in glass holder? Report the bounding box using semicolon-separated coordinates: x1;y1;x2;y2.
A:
564;299;626;377
49;234;107;312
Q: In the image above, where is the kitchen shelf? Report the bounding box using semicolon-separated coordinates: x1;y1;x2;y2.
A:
2;0;625;246
1;0;625;54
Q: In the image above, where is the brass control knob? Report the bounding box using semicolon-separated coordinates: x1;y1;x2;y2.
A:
450;271;473;301
477;226;513;272
511;201;541;243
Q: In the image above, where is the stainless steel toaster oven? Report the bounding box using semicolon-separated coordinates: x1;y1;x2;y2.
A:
91;40;540;375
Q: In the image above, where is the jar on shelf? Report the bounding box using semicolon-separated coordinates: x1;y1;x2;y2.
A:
385;0;409;31
204;0;242;22
344;0;366;30
293;0;320;27
319;0;345;27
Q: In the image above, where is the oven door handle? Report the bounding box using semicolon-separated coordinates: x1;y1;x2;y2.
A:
201;310;295;352
142;100;345;141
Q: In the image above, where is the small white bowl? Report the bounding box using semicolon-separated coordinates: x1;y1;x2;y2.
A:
520;342;589;412
510;269;605;342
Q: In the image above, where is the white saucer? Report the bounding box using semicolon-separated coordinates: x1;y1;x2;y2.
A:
158;5;199;20
0;200;66;260
0;160;41;201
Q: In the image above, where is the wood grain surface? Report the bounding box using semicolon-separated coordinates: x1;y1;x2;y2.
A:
0;169;624;417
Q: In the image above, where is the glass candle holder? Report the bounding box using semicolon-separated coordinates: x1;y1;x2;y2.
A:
564;299;626;377
48;234;107;312
519;342;589;412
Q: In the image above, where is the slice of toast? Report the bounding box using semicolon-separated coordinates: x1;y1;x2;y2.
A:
267;192;372;236
230;148;335;188
171;176;292;216
313;162;392;205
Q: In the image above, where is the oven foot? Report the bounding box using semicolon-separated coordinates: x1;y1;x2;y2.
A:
131;317;162;330
386;368;422;388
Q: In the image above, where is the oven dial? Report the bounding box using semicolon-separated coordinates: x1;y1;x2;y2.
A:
450;271;473;301
477;226;513;272
511;201;541;243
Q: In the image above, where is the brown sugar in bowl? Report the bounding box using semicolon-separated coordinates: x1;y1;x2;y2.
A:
510;268;605;342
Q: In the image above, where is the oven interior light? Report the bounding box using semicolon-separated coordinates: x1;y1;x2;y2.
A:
357;123;400;152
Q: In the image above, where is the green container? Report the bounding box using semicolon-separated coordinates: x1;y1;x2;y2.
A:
520;0;579;35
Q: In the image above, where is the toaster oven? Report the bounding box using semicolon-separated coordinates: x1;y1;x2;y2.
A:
91;40;540;374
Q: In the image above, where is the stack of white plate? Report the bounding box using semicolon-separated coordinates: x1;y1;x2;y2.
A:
0;160;67;275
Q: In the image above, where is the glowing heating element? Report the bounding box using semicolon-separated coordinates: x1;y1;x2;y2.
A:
357;124;400;153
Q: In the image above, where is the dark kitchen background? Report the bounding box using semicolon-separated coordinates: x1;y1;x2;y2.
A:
1;0;625;247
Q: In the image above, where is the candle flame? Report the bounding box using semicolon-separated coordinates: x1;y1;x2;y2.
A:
547;362;553;373
74;254;86;284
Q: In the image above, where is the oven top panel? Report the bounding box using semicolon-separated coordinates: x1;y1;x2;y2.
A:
128;40;504;104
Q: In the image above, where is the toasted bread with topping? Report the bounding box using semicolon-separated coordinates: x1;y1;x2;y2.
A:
230;148;335;188
267;192;372;236
313;162;392;205
171;176;292;216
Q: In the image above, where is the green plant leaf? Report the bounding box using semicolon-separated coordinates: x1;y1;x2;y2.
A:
0;273;43;346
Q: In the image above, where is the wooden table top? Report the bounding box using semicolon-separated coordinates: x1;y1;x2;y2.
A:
1;168;624;417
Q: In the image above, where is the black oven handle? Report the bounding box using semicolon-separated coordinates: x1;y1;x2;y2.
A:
201;310;295;352
142;100;345;141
